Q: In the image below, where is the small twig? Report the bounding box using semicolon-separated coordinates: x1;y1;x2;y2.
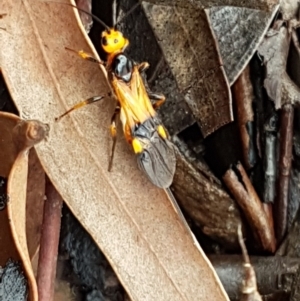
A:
238;225;250;264
237;226;263;301
250;54;266;160
223;163;276;252
274;104;294;243
263;133;277;202
263;113;278;203
210;255;299;300
233;65;256;169
37;178;63;301
262;203;275;237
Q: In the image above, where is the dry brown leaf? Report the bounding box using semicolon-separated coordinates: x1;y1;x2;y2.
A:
142;1;278;137
172;137;243;248
0;113;46;265
258;22;291;109
7;118;48;301
205;5;279;85
7;145;38;301
75;0;92;33
26;148;45;259
258;19;300;109
143;1;232;137
0;113;21;265
0;1;229;300
0;112;45;284
0;112;48;301
141;0;278;12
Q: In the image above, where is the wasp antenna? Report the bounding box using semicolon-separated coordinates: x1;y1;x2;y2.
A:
114;1;141;28
112;0;117;27
43;1;110;31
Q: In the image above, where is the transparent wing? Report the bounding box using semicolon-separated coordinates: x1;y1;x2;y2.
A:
136;131;176;188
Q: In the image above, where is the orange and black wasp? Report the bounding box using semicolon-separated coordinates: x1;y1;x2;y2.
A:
55;1;176;188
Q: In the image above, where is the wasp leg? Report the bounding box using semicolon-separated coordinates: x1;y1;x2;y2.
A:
108;105;121;172
149;93;165;110
137;63;166;110
55;96;105;121
65;47;104;65
137;62;150;72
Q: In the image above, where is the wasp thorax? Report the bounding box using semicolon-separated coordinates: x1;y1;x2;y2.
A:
101;29;129;54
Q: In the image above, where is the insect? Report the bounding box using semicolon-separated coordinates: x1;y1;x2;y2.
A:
55;1;176;188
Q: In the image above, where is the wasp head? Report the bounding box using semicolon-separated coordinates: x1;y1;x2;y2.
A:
101;29;129;54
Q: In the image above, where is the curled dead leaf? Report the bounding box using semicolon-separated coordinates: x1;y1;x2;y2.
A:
0;112;48;301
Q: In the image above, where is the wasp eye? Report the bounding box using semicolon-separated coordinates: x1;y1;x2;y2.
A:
114;39;118;44
102;37;108;46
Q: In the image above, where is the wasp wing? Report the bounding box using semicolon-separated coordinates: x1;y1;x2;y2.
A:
130;67;156;118
111;66;155;128
135;119;176;188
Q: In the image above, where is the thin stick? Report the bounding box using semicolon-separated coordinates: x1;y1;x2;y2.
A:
237;225;263;301
37;179;63;301
274;104;294;243
223;163;276;252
